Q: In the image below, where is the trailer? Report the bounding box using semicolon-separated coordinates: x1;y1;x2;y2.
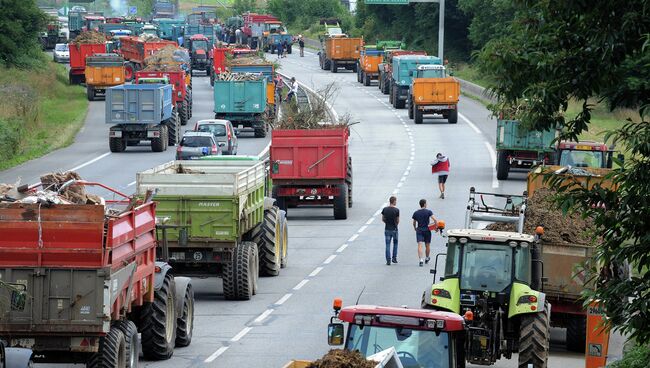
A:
318;35;362;73
407;64;460;124
119;36;177;81
135;70;193;126
84;53;126;101
271;128;353;220
106;84;181;152
378;50;425;95
154;19;185;40
209;46;259;85
357;46;383;86
495;119;558;180
213;77;269;138
390;55;441;109
69;42;106;85
0;182;193;366
136;158;289;300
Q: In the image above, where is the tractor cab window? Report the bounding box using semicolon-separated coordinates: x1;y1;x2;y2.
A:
192;40;208;50
460;243;512;292
419;69;446;78
559;150;603;168
444;243;461;277
514;246;531;284
346;325;450;368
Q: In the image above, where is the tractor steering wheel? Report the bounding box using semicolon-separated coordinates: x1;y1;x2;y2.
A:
397;350;417;364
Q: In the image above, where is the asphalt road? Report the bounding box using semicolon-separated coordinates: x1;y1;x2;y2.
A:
1;51;601;367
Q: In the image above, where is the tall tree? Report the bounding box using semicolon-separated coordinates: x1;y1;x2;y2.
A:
476;0;650;342
457;0;515;51
0;0;47;68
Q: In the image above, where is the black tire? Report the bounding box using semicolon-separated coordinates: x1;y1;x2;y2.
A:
389;86;395;107
109;136;126;153
272;185;287;212
333;184;348;220
178;104;186;126
448;109;458;124
395;91;405;109
113;320;139;368
565;315;587;353
223;241;258;300
518;311;550;368
87;326;126;368
279;210;288;269
324;59;331;70
352;63;358;73
187;89;193;118
175;284;194;347
254;127;267;138
378;74;383;90
364;73;371;86
496;150;510;180
382;78;390;95
415;106;423;124
86;85;95;101
140;272;176;360
356;66;361;83
167;109;180;146
253;206;282;277
331;60;337;73
408;98;414;119
151;125;166;152
345;156;353;208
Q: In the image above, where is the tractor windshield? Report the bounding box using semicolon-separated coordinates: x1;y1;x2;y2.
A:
193;40;208;50
559;150;603;168
460;243;512;292
346;325;450;368
418;69;446;78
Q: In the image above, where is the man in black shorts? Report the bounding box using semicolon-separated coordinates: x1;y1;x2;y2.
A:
412;199;437;267
431;153;450;199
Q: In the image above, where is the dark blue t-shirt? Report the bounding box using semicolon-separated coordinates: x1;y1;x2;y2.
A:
412;208;433;231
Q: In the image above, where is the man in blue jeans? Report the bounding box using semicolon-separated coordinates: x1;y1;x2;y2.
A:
412;199;437;267
381;196;400;265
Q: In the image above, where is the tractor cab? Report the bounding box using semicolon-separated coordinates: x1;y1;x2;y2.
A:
415;64;450;79
423;188;549;367
142;24;158;36
189;34;211;73
327;299;465;368
556;140;619;168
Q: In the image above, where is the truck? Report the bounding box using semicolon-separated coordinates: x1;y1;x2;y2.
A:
213;76;269;138
271;128;353;220
407;64;460;124
209;46;259;85
319;35;363;73
84;53;126;101
495;119;558;180
119;36;177;81
292;299;466;368
106;84;181;152
378;50;426;95
187;34;211;75
0;181;194;366
153;0;179;19
135;70;193;126
136;158;289;300
242;13;281;49
422;188;550;368
39;10;66;50
154;19;185;40
390;55;441;109
69;42;107;85
356;45;382;86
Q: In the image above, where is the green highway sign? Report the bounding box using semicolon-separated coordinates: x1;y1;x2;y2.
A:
365;0;409;4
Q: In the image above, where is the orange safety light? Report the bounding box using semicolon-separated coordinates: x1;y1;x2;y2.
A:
333;298;343;311
463;310;474;321
437;220;446;230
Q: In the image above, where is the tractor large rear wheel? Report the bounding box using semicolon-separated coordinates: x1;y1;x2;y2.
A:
518;311;550;368
140;272;176;360
253;206;282;277
333;184;349;220
496;150;510;180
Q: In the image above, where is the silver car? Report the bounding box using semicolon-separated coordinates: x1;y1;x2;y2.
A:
195;119;238;155
175;132;224;160
53;43;69;63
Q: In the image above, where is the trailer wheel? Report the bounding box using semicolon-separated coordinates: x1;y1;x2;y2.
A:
254;127;267;138
124;63;135;82
378;74;383;91
323;59;331;70
415;107;424;124
565;315;586;353
356;66;361;83
448;109;458;124
518;310;550;368
395;92;405;109
364;73;371;86
408;98;414;119
166;109;180;146
253;206;282;277
141;272;176;360
382;78;390;95
114;320;139;368
331;61;337;73
187;89;193;118
109;136;126;153
496;150;510;180
333;184;349;220
279;210;288;268
87;326;126;368
223;241;258;300
175;283;194;347
346;156;353;208
86;85;95;101
151;125;167;152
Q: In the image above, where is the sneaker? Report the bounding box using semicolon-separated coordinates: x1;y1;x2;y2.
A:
386;260;391;266
425;257;430;264
392;259;398;264
419;260;424;267
441;193;445;199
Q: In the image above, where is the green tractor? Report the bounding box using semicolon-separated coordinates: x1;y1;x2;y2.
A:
422;188;550;368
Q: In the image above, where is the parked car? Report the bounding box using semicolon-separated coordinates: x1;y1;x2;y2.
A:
195;119;239;155
176;131;224;160
53;43;69;63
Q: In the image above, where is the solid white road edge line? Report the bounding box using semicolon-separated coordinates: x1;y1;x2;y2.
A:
483;141;499;188
204;346;229;363
459;112;482;135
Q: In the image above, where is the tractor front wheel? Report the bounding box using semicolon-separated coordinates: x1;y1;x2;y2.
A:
518;311;550;368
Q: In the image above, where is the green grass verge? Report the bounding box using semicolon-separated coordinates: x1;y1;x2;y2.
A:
0;60;88;171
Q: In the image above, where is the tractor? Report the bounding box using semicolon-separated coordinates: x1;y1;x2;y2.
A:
422;187;550;368
188;34;211;76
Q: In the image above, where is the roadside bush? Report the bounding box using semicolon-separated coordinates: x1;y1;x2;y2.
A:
0;119;22;162
610;343;650;368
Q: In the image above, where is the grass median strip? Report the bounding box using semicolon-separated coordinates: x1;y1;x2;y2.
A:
0;60;88;171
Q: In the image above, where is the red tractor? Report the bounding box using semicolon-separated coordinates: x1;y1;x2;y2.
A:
188;34;211;76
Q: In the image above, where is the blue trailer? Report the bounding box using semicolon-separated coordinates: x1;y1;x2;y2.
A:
390;55;441;108
106;84;180;152
213;78;268;138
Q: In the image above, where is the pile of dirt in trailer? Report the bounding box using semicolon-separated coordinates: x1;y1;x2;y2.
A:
307;350;376;368
484;188;597;245
143;46;190;71
71;31;106;45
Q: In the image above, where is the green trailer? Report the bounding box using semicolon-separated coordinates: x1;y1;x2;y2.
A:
136;157;288;301
495;119;558;180
213;78;269;138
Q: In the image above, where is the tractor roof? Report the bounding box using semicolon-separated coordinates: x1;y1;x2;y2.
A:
557;140;609;151
190;34;208;40
447;229;535;243
338;305;464;331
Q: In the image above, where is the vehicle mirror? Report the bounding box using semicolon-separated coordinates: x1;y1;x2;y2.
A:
439;277;445;282
327;323;344;346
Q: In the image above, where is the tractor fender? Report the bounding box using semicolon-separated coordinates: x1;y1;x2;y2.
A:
153;261;174;291
264;197;277;210
173;276;192;319
5;347;33;368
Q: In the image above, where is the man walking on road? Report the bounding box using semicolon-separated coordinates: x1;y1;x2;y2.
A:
381;196;400;265
298;36;305;57
431;153;450;199
412;199;437;267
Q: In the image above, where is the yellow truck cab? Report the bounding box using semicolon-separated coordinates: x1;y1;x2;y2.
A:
407;64;460;124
